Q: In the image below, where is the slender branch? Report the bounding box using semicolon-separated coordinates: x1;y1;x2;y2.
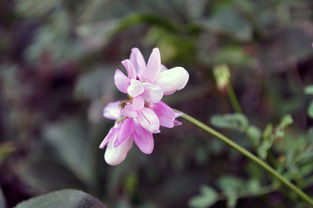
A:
226;83;243;114
179;111;313;206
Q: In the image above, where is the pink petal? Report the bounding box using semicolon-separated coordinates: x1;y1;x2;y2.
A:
127;79;144;97
137;108;160;133
156;67;189;94
99;126;119;149
144;48;161;82
103;101;121;120
114;69;130;93
104;137;133;166
114;118;134;147
121;59;136;79
132;123;154;154
131;96;145;110
152;102;176;128
142;83;163;103
121;105;138;118
130;48;146;79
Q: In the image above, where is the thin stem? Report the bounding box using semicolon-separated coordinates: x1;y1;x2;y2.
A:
179;111;313;206
226;83;243;114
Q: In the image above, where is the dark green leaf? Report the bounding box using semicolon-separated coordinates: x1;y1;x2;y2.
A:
43;119;94;186
201;8;252;41
15;189;106;208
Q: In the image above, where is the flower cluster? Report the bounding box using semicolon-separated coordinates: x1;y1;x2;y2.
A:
99;48;189;165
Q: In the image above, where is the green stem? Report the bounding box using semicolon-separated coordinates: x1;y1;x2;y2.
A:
226;83;243;114
180;111;313;206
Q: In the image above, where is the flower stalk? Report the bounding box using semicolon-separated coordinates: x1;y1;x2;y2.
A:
180;111;313;206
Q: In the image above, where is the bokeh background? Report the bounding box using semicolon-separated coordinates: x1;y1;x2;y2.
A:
1;0;313;207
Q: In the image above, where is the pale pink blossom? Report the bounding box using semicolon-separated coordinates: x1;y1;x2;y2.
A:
114;48;189;102
99;48;189;166
99;100;157;165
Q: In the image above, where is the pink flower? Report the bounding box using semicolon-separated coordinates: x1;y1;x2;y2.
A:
99;48;189;166
114;48;189;103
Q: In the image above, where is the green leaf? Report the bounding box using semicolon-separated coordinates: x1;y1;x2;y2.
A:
210;114;249;131
202;7;252;41
304;85;313;95
278;115;293;129
262;124;273;140
218;176;244;192
43;118;94;186
308;101;313;118
257;139;272;159
188;186;218;208
217;176;243;208
15;189;106;208
246;125;261;146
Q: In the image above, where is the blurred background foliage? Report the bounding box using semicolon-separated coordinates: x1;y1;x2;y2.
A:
0;0;313;207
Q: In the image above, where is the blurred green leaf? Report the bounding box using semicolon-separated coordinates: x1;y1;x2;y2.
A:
15;189;105;208
43;119;94;187
213;64;231;90
188;186;218;208
201;7;252;41
125;172;139;194
278;115;293;129
218;176;244;208
263;124;273;140
16;158;85;193
112;13;181;35
218;176;244;192
210;113;249;131
77;20;120;52
246;125;261;146
304;85;313;95
0;142;15;163
212;46;254;66
16;0;61;17
308;101;313;118
246;179;261;193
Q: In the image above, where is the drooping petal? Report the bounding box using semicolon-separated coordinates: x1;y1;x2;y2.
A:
114;118;134;147
130;48;146;78
155;67;189;94
152;102;176;128
114;69;130;93
142;83;163;103
127;79;144;97
103;101;121;120
132;123;154;154
104;137;133;166
144;48;161;82
137;108;160;133
99;126;119;148
121;59;136;79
